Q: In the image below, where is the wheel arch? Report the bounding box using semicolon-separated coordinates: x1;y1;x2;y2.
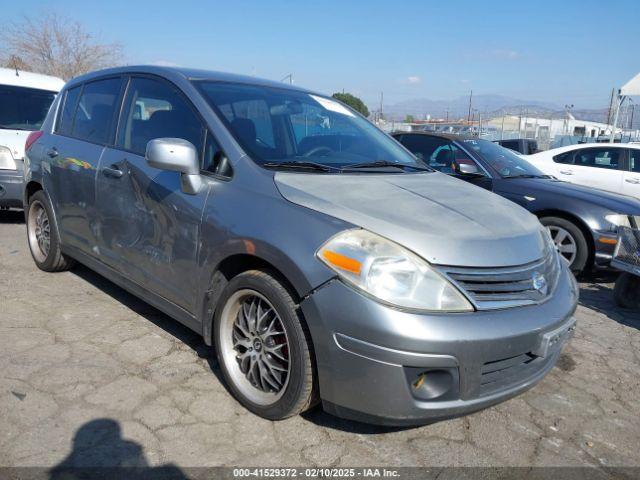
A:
534;208;595;270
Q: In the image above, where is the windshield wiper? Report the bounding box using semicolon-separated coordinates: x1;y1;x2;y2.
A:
262;161;340;172
341;160;432;172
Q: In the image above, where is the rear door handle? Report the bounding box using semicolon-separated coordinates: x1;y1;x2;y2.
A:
102;165;124;179
625;178;640;184
559;170;573;175
46;148;58;158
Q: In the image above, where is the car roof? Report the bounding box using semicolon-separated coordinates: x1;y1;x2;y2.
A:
0;67;65;92
541;142;640;155
64;65;315;94
391;131;476;142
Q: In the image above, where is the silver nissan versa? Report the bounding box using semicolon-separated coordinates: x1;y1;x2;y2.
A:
23;66;578;425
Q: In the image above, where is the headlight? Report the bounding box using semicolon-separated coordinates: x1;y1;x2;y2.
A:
0;146;16;170
317;229;473;312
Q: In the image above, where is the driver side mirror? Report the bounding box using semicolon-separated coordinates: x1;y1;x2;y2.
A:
146;138;203;195
455;162;484;177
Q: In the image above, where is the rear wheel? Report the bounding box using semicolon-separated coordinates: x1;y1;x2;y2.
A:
540;216;589;274
26;190;75;272
214;270;317;420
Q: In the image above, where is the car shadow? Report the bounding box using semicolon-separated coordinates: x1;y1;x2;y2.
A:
0;210;24;224
578;271;639;330
49;418;188;478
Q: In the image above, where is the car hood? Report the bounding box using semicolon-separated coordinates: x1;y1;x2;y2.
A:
275;171;545;267
495;177;640;213
0;130;29;160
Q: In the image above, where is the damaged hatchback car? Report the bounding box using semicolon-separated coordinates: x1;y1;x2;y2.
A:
24;66;578;425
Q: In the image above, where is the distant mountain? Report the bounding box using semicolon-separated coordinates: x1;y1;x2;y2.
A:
379;94;562;121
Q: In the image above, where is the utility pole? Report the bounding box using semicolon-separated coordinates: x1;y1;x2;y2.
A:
610;92;624;143
379;91;384;120
500;111;505;140
607;87;616;125
467;90;473;121
280;74;293;84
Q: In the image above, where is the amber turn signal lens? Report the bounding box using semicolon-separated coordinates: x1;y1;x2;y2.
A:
321;250;362;275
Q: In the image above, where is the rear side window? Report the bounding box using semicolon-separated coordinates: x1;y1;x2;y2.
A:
117;77;204;156
553;151;574;164
56;86;82;135
71;78;122;144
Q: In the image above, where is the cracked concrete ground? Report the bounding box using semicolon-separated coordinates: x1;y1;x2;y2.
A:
1;211;639;471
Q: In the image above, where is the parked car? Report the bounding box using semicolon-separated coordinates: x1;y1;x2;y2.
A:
24;66;578;425
494;138;539;155
0;68;64;209
393;132;640;274
524;143;640;200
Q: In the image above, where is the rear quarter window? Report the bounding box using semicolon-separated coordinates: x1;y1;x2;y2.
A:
56;86;82;136
553;151;573;164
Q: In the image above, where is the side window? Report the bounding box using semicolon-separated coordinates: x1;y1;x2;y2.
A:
202;130;230;176
630;149;640;173
553;151;574;164
399;135;449;164
71;78;122;144
428;143;478;174
574;148;621;170
118;77;204;156
56;86;81;135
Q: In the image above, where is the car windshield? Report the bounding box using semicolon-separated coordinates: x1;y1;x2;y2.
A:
0;85;57;131
195;81;428;172
461;138;546;178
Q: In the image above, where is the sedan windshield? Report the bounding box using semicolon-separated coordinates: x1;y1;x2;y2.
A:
196;81;427;172
0;85;57;131
461;138;547;178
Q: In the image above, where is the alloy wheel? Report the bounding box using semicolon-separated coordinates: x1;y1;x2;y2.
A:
547;225;577;265
219;289;291;405
28;200;51;263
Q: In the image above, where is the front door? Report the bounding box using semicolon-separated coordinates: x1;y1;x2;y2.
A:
95;75;210;312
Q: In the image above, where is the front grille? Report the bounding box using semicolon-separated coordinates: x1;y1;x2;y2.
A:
440;250;560;310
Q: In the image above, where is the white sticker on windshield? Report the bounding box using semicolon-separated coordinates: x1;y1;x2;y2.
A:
309;94;355;117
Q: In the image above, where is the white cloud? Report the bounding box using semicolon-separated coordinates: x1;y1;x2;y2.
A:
407;75;421;84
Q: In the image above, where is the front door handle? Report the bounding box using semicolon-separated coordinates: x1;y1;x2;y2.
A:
102;165;124;179
559;170;573;175
625;178;640;184
46;148;58;158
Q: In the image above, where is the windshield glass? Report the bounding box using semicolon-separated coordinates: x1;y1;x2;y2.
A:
461;138;545;177
195;81;425;171
0;85;57;131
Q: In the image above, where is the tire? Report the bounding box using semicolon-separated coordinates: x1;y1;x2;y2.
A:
614;273;640;310
26;190;75;272
540;216;589;275
214;269;317;420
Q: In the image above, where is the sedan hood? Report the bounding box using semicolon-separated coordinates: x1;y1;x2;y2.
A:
275;172;545;267
495;178;640;213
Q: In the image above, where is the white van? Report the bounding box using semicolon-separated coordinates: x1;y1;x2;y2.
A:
0;68;64;208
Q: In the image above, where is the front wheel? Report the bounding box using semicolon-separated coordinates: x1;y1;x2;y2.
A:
214;270;317;420
540;216;589;274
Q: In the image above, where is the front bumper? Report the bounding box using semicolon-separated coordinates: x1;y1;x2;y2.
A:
300;262;578;426
0;166;24;208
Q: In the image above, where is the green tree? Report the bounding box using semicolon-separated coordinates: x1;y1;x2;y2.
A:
331;92;370;117
405;115;415;123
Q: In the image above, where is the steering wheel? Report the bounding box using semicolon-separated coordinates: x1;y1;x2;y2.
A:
303;146;333;157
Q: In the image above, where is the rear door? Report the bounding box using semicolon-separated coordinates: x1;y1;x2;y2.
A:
623;148;640;200
95;75;212;312
45;77;124;254
554;147;623;193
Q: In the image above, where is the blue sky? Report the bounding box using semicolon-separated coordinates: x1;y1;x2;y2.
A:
7;0;640;108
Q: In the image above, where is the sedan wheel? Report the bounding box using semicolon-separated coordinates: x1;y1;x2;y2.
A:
27;200;51;263
546;225;578;265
